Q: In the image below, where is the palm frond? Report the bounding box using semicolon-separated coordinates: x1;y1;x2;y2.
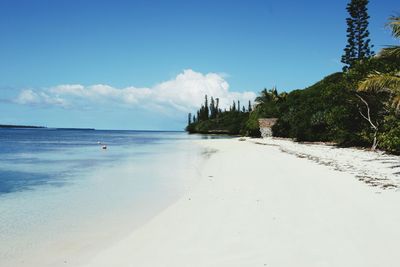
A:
387;16;400;39
392;95;400;111
379;46;400;58
358;72;400;93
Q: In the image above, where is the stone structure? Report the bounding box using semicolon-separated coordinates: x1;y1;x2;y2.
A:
258;118;278;138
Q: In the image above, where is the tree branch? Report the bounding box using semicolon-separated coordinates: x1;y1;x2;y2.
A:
356;93;378;130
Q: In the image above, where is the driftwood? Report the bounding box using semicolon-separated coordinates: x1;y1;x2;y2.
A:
356;94;379;150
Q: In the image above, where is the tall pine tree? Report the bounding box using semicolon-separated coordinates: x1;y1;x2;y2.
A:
187;113;192;125
248;100;252;112
341;0;374;71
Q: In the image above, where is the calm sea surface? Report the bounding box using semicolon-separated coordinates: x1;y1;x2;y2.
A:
0;129;217;266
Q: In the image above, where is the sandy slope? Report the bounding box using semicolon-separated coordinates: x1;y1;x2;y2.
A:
83;138;400;267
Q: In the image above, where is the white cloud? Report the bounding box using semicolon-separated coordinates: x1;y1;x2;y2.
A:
15;69;256;112
49;84;86;96
15;89;68;107
15;89;39;104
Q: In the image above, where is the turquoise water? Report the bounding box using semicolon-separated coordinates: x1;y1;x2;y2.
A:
0;129;216;266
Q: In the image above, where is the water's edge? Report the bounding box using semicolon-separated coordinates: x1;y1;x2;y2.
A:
0;130;219;266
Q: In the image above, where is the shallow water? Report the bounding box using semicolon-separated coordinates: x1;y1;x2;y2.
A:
0;129;219;266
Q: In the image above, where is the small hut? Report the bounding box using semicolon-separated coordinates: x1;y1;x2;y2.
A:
258;118;278;138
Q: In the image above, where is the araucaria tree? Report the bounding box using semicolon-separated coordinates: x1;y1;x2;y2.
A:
188;113;192;125
341;0;374;70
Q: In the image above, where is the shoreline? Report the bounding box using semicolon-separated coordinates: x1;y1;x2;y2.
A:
82;138;400;267
250;137;400;190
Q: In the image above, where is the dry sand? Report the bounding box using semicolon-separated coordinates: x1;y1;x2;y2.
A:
82;138;400;267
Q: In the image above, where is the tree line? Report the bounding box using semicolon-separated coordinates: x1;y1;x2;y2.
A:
188;95;253;125
187;0;400;154
186;95;254;134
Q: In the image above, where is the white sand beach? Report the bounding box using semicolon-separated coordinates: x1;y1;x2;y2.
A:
83;138;400;267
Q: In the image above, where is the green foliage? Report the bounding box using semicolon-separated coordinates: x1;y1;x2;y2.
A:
186;110;249;135
254;87;282;117
244;108;262;137
379;115;400;154
273;73;370;144
186;95;251;135
346;56;400;87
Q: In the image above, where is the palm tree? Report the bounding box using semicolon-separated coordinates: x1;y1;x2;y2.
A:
358;16;400;111
253;87;284;119
355;16;400;150
255;87;279;105
379;16;400;58
359;71;400;110
278;92;288;103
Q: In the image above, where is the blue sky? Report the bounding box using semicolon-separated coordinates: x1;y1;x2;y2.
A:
0;0;398;130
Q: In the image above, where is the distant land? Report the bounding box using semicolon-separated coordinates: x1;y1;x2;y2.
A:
0;124;46;129
0;125;96;130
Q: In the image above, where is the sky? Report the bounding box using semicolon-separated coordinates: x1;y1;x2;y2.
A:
0;0;398;130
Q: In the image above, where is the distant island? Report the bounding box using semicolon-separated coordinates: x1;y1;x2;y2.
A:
0;124;46;129
0;125;96;131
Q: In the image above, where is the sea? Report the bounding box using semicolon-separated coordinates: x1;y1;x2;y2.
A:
0;128;216;266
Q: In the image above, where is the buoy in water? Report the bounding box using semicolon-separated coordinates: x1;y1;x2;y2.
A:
102;145;107;150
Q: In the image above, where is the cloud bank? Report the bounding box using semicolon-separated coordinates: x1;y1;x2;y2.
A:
15;69;256;113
